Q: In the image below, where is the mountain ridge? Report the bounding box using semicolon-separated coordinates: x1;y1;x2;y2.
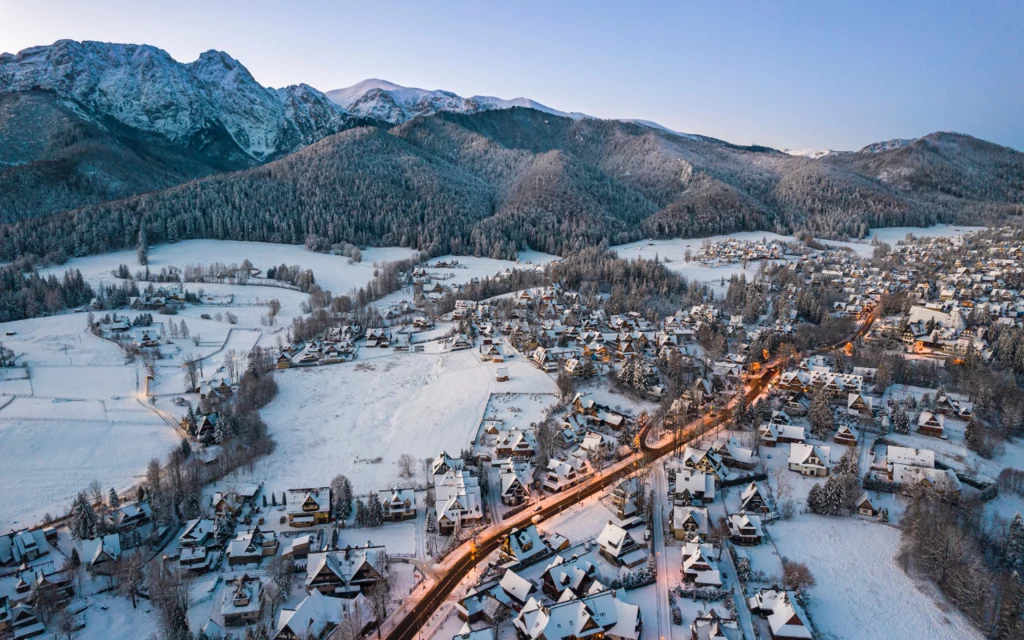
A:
2;108;1019;264
0;40;1021;261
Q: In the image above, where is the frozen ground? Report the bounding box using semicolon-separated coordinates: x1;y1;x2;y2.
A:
771;515;983;640
238;348;557;497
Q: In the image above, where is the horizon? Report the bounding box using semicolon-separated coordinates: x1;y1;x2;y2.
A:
1;0;1022;151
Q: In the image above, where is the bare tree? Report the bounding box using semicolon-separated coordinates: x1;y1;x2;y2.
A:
183;354;200;393
267;298;282;318
223;349;240;384
329;598;366;640
148;565;190;637
88;478;104;506
265;554;294;619
116;552;146;608
53;608;76;640
397;453;417;480
782;557;816;591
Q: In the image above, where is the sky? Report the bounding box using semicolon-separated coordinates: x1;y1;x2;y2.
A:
1;0;1021;151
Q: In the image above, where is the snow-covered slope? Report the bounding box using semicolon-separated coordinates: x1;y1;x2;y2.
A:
0;40;354;161
859;137;916;153
326;78;589;124
783;148;837;159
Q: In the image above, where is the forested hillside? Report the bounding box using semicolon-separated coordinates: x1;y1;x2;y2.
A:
0;108;1021;262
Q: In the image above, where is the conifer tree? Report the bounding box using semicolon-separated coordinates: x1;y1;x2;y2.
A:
70;492;97;540
892;405;910;434
1004;513;1024;572
809;387;834;439
355;499;368;526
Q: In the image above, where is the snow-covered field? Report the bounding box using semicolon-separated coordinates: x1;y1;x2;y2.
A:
41;240;419;298
613;225;984;291
821;224;985;258
0;417;179;529
613;232;792;294
0;314;181;530
373;251;559;311
240;348;557;497
771;516;983;640
3;241;420;530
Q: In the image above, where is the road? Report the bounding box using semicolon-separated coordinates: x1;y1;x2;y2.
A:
384;312;877;640
650;466;673;640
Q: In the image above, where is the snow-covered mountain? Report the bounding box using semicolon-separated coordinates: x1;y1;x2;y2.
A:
325;78;590;124
859;138;916;154
0;40;354;161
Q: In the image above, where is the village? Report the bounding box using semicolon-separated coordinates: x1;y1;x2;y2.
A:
1;226;1023;640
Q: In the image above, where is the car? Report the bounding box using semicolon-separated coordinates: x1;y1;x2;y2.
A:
533;504;543;512
531;514;544;524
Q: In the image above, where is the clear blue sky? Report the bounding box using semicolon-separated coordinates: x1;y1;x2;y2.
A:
2;0;1021;151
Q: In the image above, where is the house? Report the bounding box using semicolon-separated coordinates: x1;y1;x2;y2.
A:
749;589;813;639
179;518;215;549
917;411;946;437
672;468;716;505
612;478;642;519
286;487;332;527
833;424;859;446
711;438;755;470
512;590;641;640
6;601;44;640
671;506;710;541
728;512;764;545
227;526;279;566
499;569;538;606
273;591;370;640
107;501;153;534
495;429;538;458
305;545;386;598
759;423;805;447
222;574;264;626
767;591;813;639
499;525;550;567
885;445;935;475
81;534;121;575
432;450;465;478
498;460;531;506
846;393;874;417
496;366;510;382
891;465;963;494
378;487;416;522
739;482;772;514
681;542;722;586
681;447;729;482
855;493;877;517
0;530;48;566
596;522;646;567
435;469;484;534
788;444;830;477
542;455;592;493
690;608;741;640
456;581;515;624
540;553;600;599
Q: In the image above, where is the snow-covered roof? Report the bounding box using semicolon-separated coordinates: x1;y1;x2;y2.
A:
886;445;934;469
